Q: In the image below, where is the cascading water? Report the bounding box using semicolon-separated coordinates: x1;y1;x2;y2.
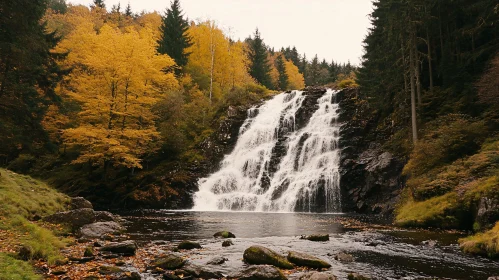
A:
193;89;341;212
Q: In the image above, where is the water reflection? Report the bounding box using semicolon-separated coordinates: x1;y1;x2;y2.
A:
121;210;346;241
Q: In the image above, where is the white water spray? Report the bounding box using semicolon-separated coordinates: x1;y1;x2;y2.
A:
193;89;341;212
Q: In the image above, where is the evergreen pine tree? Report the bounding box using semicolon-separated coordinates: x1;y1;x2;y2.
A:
93;0;105;9
276;55;289;90
300;54;308;84
157;0;192;69
247;29;272;89
125;3;132;16
306;55;320;86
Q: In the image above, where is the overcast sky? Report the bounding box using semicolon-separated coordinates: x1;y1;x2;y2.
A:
67;0;374;65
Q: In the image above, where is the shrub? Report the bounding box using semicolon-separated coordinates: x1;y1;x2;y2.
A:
460;222;499;258
404;115;487;177
338;79;359;89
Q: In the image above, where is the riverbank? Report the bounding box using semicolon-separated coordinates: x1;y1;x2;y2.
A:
0;168;70;279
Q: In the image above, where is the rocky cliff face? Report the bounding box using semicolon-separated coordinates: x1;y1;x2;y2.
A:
337;88;406;215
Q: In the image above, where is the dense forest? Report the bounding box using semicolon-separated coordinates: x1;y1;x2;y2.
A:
356;0;498;256
0;0;356;207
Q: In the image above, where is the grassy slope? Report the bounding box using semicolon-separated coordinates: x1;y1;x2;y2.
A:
0;168;70;279
460;221;499;258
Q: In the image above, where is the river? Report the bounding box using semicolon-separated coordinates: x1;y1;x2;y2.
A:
119;210;499;279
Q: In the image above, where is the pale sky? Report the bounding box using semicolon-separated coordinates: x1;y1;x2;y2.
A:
67;0;374;65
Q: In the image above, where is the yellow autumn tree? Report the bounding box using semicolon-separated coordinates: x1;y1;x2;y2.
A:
186;21;253;101
285;59;305;90
57;21;178;170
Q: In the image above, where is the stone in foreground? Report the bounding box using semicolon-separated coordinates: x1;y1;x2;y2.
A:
301;234;330;242
243;245;294;269
150;253;186;270
79;221;124;239
287;251;331;268
177;240;202;250
182;263;224;279
214;231;236;238
300;271;337;280
70;197;93;210
101;241;137;256
228;265;287;280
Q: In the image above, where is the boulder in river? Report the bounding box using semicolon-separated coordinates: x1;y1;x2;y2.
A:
182;263;224;279
214;231;236;238
101;241;137;256
178;240;202;250
79;221;124;239
222;240;234;247
347;273;371;280
243;245;294;269
228;265;287;280
300;234;329;241
206;256;228;265
150;253;186;270
334;251;354;263
299;271;338;280
287;251;331;268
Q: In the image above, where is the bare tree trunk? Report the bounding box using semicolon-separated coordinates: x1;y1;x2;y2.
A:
409;32;418;143
209;23;215;102
402;40;408;94
426;27;434;93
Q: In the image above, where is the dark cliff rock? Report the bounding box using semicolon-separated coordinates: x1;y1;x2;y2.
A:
337;88;405;215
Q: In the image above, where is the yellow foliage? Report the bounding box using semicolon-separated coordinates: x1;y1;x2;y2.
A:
57;20;178;169
285;59;305;90
186;21;253;99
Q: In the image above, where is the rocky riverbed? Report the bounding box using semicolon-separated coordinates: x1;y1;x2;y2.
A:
33;199;499;280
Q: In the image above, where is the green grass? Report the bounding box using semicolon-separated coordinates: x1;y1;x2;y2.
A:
0;169;69;219
395;192;462;229
460;222;499;258
0;168;70;277
0;253;42;280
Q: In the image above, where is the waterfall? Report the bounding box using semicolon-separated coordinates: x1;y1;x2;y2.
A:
193;89;341;212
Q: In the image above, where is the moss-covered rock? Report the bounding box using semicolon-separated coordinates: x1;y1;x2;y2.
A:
243;246;294;269
101;241;137;256
98;265;123;275
83;246;94;257
150;253;186;270
178;240;202;250
287;251;331;268
214;231;236;238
